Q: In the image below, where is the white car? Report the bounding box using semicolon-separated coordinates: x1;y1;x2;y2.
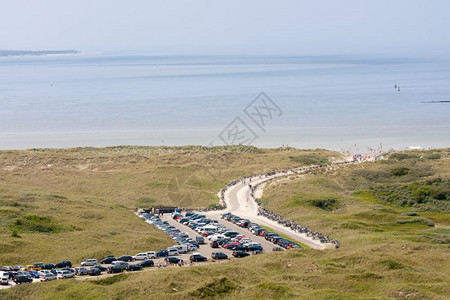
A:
167;248;179;256
56;270;74;279
146;251;157;259
81;259;98;266
111;261;128;270
208;234;226;241
133;253;148;260
39;271;56;281
244;242;261;247
0;273;9;285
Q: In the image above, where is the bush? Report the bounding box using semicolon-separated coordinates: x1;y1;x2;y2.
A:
391;167;410;176
389;153;419;160
10;214;70;233
92;274;129;285
426;154;441;160
308;198;338;210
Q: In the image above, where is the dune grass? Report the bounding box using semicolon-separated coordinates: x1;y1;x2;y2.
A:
0;146;340;266
1;147;449;299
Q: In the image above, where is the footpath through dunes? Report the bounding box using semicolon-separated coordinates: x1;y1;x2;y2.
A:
205;157;373;250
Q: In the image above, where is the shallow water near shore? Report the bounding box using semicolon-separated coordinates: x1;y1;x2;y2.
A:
0;54;449;152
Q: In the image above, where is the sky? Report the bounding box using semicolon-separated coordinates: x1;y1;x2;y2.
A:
1;0;449;56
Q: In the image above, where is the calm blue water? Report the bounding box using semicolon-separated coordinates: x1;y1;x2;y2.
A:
0;54;449;152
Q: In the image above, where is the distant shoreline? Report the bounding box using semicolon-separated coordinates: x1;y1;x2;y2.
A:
0;50;81;58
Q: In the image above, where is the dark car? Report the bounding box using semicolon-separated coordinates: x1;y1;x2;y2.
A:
232;250;250;258
189;254;207;262
61;268;75;274
42;264;55;270
195;236;205;244
13;275;33;284
95;265;107;272
126;264;142;272
272;247;285;252
116;255;133;262
210;241;219;248
107;266;123;274
138;260;154;268
156;250;168;257
100;257;117;264
165;257;182;264
211;252;228;260
55;260;72;268
248;245;263;251
87;267;101;276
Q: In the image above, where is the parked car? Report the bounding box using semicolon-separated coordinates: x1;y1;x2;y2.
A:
167;248;179;256
13;275;33;284
107;266;123;274
133;253;148;260
28;270;41;278
156;250;168;257
164;257;182;264
56;270;75;279
87;267;101;276
189;253;207;262
100;256;117;264
55;261;72;268
74;267;89;276
232;250;250;258
210;241;219;248
0;272;9;285
138;260;154;268
126;264;142;271
39;271;56;281
211;252;228;260
95;265;107;272
42;263;55;270
195;236;205;244
272;247;285;252
111;261;129;270
146;251;157;259
116;255;133;262
81;259;98;266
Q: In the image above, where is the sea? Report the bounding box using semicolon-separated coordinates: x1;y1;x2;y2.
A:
0;54;449;153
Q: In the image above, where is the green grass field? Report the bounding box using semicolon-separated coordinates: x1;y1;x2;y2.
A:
1;147;449;299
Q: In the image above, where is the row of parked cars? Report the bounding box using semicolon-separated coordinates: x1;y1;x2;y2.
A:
140;212;211;263
221;212;303;250
171;212;264;258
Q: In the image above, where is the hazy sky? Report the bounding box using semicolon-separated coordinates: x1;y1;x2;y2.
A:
1;0;449;56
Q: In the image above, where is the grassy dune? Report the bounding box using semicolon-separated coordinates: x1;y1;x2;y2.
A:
1;147;449;299
0;146;339;265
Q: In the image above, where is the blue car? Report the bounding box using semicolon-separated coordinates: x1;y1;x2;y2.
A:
28;270;41;278
156;250;168;257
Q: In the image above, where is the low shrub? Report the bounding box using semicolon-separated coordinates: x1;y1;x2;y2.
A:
391;167;409;176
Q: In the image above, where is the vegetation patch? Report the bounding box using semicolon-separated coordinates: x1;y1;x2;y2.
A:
135;197;157;207
388;153;420;161
391;167;410;176
372;178;450;211
256;282;293;297
9;214;72;233
396;218;435;227
380;259;405;270
308;198;339;211
189;277;238;298
92;273;129;285
288;154;329;165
